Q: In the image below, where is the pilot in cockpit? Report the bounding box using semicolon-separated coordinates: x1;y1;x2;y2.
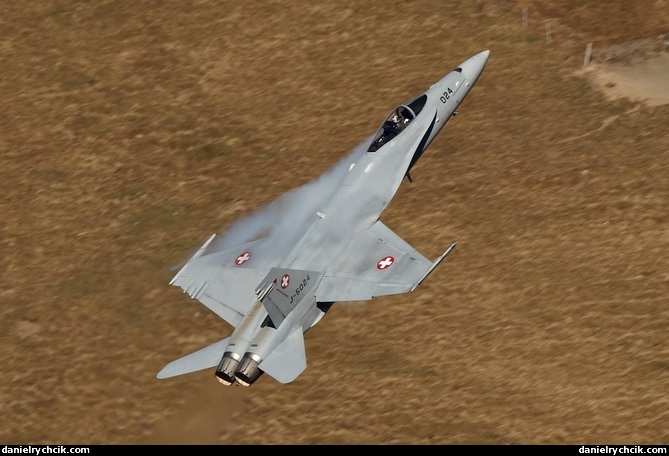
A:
384;113;401;136
369;108;410;152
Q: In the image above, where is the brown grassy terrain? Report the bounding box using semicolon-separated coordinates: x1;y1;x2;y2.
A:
1;0;668;445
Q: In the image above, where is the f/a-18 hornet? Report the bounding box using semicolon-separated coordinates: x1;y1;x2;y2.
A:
157;50;489;386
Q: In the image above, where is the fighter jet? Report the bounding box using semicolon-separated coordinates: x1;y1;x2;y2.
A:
157;50;490;386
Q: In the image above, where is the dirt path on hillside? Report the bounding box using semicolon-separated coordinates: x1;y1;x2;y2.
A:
584;52;669;107
556;51;669;144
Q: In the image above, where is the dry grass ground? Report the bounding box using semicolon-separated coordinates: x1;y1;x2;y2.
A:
1;0;668;445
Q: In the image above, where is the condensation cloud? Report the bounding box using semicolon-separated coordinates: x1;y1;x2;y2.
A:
207;135;374;255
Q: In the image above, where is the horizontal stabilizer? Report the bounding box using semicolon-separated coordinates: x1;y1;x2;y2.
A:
157;337;229;379
259;327;307;384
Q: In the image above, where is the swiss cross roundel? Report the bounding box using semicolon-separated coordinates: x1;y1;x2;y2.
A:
376;256;395;270
234;251;251;265
280;274;290;289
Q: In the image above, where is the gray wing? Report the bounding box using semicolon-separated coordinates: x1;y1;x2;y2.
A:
316;220;455;302
170;234;280;327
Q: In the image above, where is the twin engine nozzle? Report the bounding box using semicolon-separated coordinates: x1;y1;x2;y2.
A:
215;351;264;387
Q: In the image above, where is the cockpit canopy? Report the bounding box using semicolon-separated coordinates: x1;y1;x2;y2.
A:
367;94;428;152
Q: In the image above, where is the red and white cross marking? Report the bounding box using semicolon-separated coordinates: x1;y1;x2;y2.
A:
376;256;395;270
280;274;290;289
234;251;251;265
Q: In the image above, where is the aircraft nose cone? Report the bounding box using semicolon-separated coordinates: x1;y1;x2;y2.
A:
458;50;490;85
